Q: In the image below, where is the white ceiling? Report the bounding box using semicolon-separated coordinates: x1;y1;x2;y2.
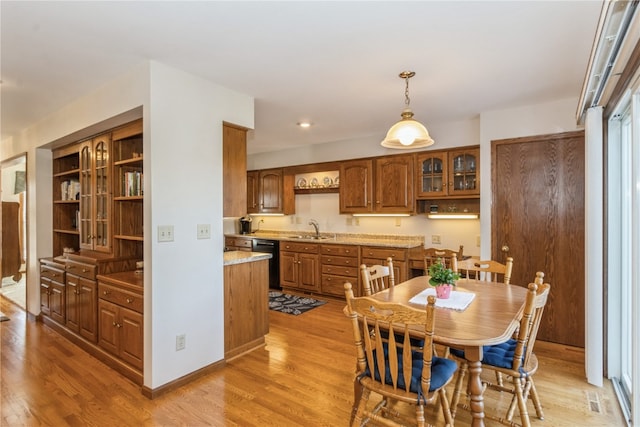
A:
1;1;602;155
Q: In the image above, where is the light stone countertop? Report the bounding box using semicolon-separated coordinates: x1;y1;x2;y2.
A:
226;230;424;249
223;251;272;266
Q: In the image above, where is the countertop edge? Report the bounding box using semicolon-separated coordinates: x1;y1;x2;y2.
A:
223;251;272;266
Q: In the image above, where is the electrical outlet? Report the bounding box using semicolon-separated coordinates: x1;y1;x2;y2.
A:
346;217;353;226
176;334;186;351
395;217;401;227
158;225;174;242
296;216;302;224
431;234;441;244
197;224;211;239
476;235;481;247
355;217;360;226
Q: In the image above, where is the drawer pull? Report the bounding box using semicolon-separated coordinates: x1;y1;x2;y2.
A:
68;265;75;269
103;290;111;296
82;268;88;273
345;261;350;264
126;298;133;304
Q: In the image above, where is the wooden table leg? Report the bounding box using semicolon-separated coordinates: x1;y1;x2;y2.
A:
465;347;485;427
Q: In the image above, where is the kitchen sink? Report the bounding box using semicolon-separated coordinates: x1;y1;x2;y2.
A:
286;235;331;240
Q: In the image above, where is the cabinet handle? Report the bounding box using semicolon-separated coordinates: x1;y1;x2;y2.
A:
327;277;331;281
103;290;110;296
112;322;117;326
126;298;133;304
327;258;332;262
345;261;350;264
376;200;380;204
82;268;88;273
51;273;57;277
68;265;75;269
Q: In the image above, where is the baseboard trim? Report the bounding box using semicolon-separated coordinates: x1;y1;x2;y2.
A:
141;359;226;399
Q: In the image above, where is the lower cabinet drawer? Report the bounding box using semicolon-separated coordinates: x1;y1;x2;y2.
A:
321;255;358;268
98;283;143;314
66;260;97;279
321;274;358;297
321;264;358;277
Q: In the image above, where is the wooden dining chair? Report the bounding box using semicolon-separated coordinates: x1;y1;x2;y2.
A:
449;272;551;427
343;282;457;427
460;257;514;284
360;257;394;296
423;246;462;275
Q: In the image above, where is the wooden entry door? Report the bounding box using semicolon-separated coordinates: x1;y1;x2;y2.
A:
492;130;585;347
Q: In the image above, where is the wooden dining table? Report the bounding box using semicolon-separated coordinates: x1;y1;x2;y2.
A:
368;276;528;427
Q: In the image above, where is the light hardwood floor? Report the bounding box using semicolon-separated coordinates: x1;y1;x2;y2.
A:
0;294;626;426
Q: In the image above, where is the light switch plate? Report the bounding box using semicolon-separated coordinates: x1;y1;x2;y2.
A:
431;234;441;244
158;225;174;242
197;224;211;239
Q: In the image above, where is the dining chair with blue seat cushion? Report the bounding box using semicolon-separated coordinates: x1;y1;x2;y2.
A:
344;281;457;427
449;272;551;427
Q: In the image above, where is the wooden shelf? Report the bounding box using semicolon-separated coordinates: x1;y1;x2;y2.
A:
114;235;144;242
113;196;143;201
54;168;80;178
114;156;143;166
54;229;80;235
294;187;339;194
54;199;80;204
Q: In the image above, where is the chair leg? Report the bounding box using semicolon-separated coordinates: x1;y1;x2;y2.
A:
438;387;454;426
352;387;370;427
415;404;425;427
351;377;364;425
526;377;545;420
512;376;531;427
449;361;468;418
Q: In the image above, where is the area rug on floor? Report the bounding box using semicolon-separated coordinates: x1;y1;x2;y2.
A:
0;312;9;322
268;291;326;315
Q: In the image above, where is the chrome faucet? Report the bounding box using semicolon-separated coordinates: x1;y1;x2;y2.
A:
309;219;320;238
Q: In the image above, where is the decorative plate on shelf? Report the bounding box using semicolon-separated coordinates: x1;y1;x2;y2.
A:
323;176;333;187
310;177;319;187
296;178;307;188
334;176;340;186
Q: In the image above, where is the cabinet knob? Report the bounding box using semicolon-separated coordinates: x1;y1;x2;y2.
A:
82;268;88;273
116;323;122;328
103;290;110;296
345;261;350;264
326;277;331;281
126;298;133;304
51;273;57;277
327;258;332;262
112;322;117;326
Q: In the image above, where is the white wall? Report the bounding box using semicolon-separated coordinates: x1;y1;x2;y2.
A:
146;61;253;387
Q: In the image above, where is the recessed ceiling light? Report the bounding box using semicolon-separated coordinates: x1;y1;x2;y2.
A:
297;121;312;128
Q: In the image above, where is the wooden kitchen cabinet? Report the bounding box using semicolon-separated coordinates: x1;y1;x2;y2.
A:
98;272;144;371
416;146;479;198
223;123;248;217
280;241;320;292
40;261;66;324
361;245;410;285
224;236;253;252
320;244;360;297
79;133;112;253
247;168;295;214
112;119;144;258
340;154;414;214
52;144;81;257
224;258;269;360
66;270;98;343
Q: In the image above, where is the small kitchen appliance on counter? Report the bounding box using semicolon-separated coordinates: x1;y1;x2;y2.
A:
239;215;253;234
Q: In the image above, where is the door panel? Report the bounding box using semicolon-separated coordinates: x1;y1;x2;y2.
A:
492;131;585;347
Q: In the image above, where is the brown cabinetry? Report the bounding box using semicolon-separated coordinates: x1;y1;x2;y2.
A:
361;245;409;285
79;134;112;253
224;236;253;252
223;124;248;217
65;266;98;343
112;119;144;258
280;241;320;292
40;262;66;324
247;168;294;214
340;154;414;214
320;244;359;297
224;259;269;360
417;146;479;198
98;272;144;371
52;145;81;256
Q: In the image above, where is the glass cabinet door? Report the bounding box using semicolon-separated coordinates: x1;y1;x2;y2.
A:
93;137;110;251
79;143;93;250
448;148;479;196
416;153;447;197
78;135;111;252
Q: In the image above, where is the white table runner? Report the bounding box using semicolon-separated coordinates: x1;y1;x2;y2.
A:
408;287;476;311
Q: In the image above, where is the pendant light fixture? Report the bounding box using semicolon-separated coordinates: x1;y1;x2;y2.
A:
381;71;434;149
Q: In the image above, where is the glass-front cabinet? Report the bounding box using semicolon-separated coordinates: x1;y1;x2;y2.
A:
79;133;111;252
416;152;447;198
448;147;479;196
416;146;479;198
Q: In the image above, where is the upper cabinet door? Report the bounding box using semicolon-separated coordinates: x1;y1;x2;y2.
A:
375;155;414;214
222;124;247;217
259;169;283;213
447;147;479;196
416;152;448;198
340;159;374;213
246;170;259;214
78;134;112;253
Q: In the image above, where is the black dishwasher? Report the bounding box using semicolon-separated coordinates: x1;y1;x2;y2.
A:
252;239;280;290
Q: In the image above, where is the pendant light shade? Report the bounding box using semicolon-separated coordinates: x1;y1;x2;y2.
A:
381;71;434;149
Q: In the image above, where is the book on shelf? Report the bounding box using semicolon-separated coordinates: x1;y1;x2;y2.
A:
61;179;80;201
121;171;143;197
